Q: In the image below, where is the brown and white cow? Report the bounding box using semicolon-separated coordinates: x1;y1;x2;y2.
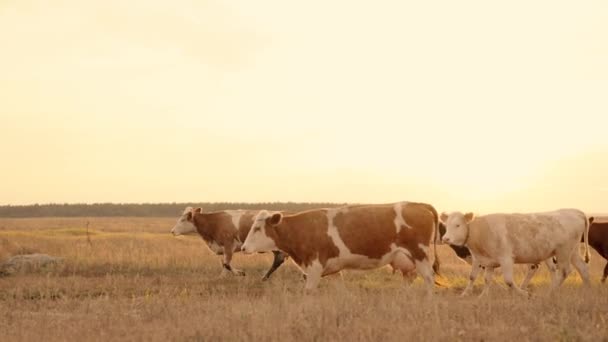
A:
171;207;288;280
588;217;608;283
440;209;591;297
240;202;440;293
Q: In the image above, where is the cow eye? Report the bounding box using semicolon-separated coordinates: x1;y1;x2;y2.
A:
254;227;261;232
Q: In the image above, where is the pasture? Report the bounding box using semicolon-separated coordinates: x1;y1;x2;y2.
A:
0;217;607;341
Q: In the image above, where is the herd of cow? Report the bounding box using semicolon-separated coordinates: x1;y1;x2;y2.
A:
170;202;608;297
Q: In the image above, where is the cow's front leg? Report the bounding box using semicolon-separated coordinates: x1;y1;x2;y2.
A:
603;261;608;283
261;251;287;281
501;259;528;297
303;261;323;291
461;257;482;297
222;243;245;276
478;266;496;298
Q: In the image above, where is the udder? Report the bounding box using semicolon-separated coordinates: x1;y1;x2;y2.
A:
390;252;415;275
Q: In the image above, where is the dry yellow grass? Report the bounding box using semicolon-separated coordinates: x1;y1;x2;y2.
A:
0;217;607;341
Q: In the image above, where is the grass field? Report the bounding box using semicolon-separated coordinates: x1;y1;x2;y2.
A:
0;217;607;341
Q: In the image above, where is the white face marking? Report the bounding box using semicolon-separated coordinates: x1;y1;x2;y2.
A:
241;210;278;254
170;208;197;236
393;202;411;233
441;212;470;246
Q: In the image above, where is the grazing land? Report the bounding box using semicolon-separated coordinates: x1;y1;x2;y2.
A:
0;217;607;341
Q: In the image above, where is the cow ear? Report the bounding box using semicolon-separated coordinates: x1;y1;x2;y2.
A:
464;212;475;223
193;207;203;214
440;212;449;223
267;213;283;226
186;211;193;221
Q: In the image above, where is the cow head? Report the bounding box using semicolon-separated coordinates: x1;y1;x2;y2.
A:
170;207;201;236
439;211;474;246
241;210;281;254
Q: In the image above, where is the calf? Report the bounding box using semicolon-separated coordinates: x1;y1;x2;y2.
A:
588;217;608;283
240;202;440;293
171;207;287;280
441;209;590;297
438;222;557;289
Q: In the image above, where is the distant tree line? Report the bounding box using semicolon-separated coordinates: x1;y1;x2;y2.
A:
0;202;348;218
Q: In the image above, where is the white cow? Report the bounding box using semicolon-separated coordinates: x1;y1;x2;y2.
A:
440;209;590;296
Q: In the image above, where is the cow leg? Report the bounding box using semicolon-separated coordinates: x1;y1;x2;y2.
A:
461;257;482;297
570;252;591;286
478;266;496;298
545;258;558;284
520;264;539;289
500;259;528;297
414;257;435;296
402;271;417;286
222;245;245;276
303;260;323;291
551;251;573;290
602;261;608;283
261;251;287;281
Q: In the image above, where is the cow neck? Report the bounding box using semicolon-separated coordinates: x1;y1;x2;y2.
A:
462;222;471;247
273;221;296;258
193;215;214;242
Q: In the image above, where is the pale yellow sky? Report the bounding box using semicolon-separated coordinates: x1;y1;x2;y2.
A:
1;0;607;213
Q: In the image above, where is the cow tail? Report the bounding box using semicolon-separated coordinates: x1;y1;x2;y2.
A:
423;203;440;275
584;216;592;263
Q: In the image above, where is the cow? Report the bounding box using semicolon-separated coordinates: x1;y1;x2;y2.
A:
588;217;608;283
440;209;590;297
240;202;440;294
438;222;557;289
170;207;288;280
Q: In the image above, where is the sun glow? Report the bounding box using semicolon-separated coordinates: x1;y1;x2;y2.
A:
1;0;607;213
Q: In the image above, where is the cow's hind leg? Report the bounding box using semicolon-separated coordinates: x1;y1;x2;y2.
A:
500;259;528;297
520;264;539;289
221;244;245;276
551;251;573;290
570;252;590;286
414;257;435;296
261;251;287;281
544;258;558;285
